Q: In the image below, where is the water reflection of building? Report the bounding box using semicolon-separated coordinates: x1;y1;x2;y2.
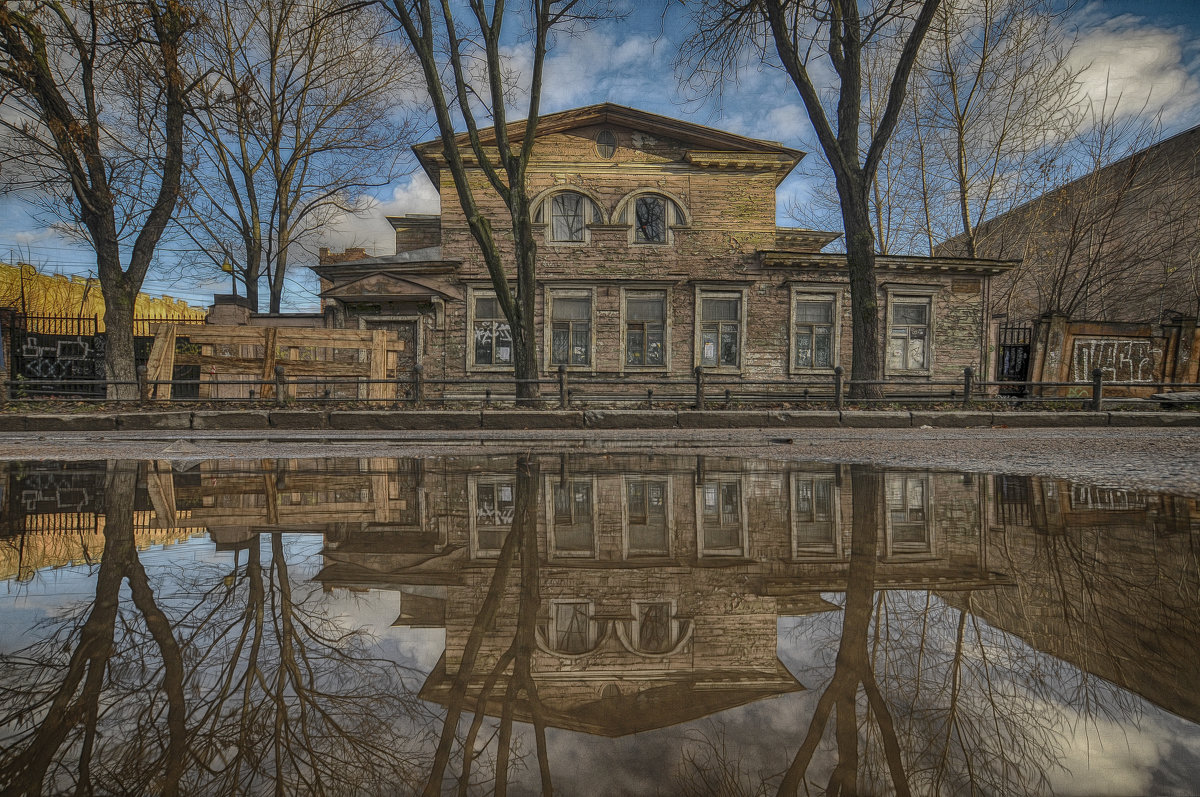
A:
0;462;207;581
312;454;1003;736
952;474;1200;722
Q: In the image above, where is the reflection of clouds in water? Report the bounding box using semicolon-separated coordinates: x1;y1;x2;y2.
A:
1035;702;1200;796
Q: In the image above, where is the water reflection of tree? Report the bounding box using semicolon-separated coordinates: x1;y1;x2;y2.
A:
674;465;1134;796
0;461;187;796
423;455;552;797
173;531;427;794
0;460;427;795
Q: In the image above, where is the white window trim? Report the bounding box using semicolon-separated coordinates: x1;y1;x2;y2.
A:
694;286;748;373
546;598;598;656
789;471;842;560
884;288;937;377
694;475;749;558
544;286;598;372
533;188;606;247
620;287;672;372
615;189;691;246
545;474;600;559
621;475;674;559
466;286;516;373
883;472;936;561
629;599;681;653
467;475;516;559
789;286;841;375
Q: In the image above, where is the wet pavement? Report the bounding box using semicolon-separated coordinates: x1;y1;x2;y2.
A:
1;426;1198;493
1;453;1198;795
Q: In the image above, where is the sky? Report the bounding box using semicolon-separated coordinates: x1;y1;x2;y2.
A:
1;0;1198;312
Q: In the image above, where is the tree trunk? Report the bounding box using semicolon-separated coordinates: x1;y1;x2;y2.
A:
512;199;541;407
102;282;139;401
838;173;885;400
244;250;261;313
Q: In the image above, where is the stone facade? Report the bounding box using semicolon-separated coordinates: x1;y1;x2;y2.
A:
315;104;1014;395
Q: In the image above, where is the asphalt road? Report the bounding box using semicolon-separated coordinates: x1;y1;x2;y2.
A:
3;426;1199;495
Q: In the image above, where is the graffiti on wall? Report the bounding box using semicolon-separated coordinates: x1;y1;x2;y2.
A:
1071;338;1162;383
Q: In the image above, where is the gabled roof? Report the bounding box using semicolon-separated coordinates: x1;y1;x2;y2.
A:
413;102;806;186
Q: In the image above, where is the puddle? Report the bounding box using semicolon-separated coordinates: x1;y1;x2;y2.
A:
1;455;1198;795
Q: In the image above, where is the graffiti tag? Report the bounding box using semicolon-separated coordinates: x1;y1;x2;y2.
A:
1071;338;1161;383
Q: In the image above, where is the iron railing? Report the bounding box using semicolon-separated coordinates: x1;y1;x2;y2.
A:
4;364;1198;410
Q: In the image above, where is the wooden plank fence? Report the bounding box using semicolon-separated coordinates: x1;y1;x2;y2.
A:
144;324;405;402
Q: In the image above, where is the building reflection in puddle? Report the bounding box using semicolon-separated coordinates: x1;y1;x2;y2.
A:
0;455;1197;795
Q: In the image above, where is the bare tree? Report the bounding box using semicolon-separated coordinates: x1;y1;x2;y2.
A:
969;104;1200;323
181;0;416;313
385;0;612;405
916;0;1081;258
0;0;191;398
682;0;941;398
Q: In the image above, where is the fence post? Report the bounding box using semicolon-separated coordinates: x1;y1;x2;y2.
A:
963;366;974;408
833;366;844;412
1091;367;1103;411
136;365;149;401
274;365;286;407
558;365;568;409
412;364;423;406
647;388;654;410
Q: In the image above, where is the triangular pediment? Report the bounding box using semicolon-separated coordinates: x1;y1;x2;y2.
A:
414;102;804;185
321;271;463;302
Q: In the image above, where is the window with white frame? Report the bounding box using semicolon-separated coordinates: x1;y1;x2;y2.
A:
793;293;837;370
471;478;514;558
624;291;667;367
887;297;932;371
885;473;932;556
698;478;744;556
792;474;839;558
548;600;596;654
698;292;742;368
472;294;512;366
625;478;669;556
535;191;602;243
551;192;587;242
549;292;593;367
631;601;678;654
634;195;667;243
550;478;595;557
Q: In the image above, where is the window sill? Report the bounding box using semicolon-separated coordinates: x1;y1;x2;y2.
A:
620;364;671;373
789;367;839;376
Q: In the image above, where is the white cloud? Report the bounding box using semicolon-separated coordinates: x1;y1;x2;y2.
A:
1069;14;1200;125
318;174;441;256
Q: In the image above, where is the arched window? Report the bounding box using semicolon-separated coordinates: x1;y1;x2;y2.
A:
534;191;602;243
616;192;688;245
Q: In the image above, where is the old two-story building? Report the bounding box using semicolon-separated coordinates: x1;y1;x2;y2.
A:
315;104;1015;393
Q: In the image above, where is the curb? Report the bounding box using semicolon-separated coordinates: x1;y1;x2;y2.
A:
5;409;1198;433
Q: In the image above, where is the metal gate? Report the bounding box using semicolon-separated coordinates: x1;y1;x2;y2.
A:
996;325;1032;396
8;315;200;398
10;316;106;398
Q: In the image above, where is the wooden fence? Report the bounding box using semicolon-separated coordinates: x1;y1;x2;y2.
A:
143;323;405;402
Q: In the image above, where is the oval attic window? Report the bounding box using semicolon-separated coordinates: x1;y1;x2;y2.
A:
596;129;617;158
